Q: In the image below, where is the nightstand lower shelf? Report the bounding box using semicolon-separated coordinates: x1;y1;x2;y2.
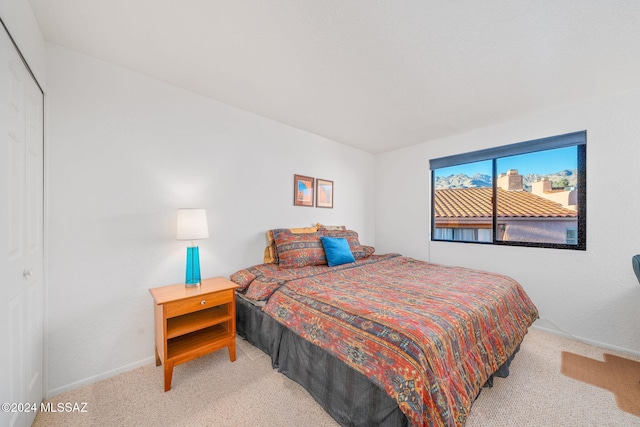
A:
167;324;234;360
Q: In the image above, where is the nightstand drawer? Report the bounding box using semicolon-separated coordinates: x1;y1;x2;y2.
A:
165;290;234;318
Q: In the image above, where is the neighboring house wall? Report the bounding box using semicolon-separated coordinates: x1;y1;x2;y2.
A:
376;85;640;357
499;218;576;244
531;178;577;209
435;218;576;244
45;43;376;396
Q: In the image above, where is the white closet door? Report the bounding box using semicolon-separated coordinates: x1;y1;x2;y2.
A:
24;57;44;417
0;25;44;427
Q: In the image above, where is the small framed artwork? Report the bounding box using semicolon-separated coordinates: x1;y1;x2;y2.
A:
316;178;333;208
294;174;314;207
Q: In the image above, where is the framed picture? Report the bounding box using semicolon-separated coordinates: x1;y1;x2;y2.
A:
316;178;333;208
294;174;314;207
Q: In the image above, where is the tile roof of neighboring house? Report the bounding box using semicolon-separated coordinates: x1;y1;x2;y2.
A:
434;187;577;218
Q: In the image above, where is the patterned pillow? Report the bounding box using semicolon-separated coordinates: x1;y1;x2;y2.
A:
264;225;318;263
230;269;256;292
272;229;327;268
362;245;375;258
316;223;347;231
320;229;366;259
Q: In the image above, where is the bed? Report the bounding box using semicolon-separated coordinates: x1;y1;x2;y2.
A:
230;226;538;426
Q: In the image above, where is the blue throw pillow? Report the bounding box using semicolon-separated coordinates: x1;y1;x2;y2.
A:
320;236;355;267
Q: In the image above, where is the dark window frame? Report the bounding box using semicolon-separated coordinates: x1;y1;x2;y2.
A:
430;131;587;251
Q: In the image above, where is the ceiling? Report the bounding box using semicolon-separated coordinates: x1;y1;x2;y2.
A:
28;0;640;153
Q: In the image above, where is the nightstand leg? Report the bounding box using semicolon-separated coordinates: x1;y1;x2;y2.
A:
164;362;174;392
228;339;236;362
155;347;161;367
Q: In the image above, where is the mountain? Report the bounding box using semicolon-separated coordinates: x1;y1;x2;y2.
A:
435;173;491;189
435;170;577;190
521;170;577;191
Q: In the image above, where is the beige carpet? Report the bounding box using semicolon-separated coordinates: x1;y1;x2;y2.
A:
34;329;640;426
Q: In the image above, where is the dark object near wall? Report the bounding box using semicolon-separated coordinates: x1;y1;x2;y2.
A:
633;255;640;284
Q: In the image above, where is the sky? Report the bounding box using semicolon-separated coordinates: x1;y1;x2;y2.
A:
435;146;577;178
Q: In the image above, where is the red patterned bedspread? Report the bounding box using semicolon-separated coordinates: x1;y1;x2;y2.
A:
235;255;538;426
231;253;399;301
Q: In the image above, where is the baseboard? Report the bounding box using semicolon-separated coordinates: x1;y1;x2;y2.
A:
531;324;640;359
46;356;155;399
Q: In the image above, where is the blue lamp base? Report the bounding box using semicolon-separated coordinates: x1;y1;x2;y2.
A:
185;246;201;287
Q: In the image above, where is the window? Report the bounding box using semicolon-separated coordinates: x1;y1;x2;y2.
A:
430;131;586;250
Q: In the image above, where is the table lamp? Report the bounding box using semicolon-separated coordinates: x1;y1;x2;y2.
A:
176;208;209;287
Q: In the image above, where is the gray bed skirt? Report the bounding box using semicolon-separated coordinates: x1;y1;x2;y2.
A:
235;293;517;427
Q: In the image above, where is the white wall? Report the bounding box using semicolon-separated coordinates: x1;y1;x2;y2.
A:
45;43;375;396
376;87;640;356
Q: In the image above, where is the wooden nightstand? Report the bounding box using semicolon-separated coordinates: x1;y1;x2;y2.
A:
149;276;239;391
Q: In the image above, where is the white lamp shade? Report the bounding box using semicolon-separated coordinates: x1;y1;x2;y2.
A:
176;208;209;240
